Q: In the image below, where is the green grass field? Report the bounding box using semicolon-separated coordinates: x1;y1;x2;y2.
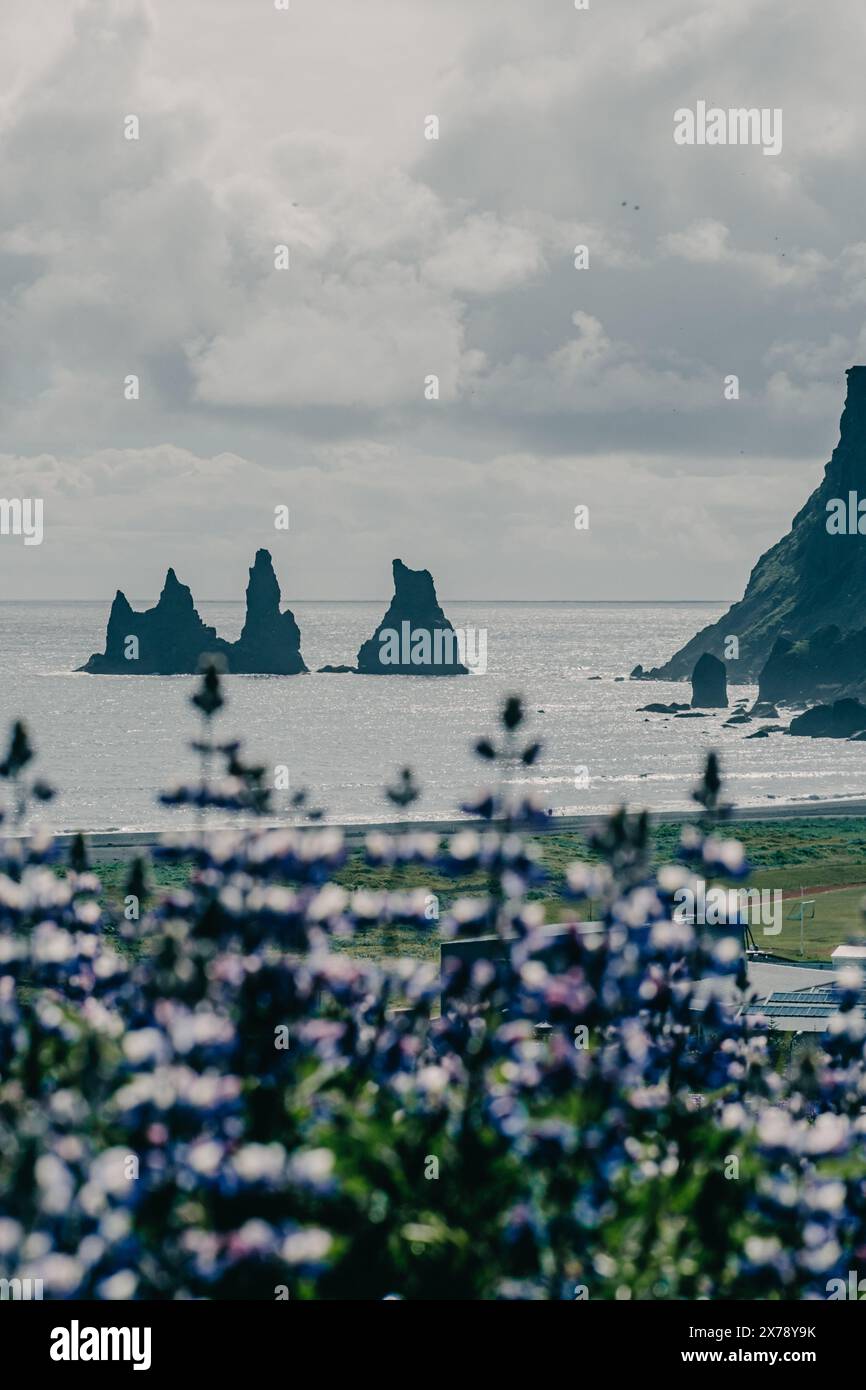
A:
80;814;866;964
755;886;866;960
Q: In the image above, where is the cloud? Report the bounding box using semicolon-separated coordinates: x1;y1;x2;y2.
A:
0;0;865;599
190;267;477;409
0;438;814;609
661;219;829;287
422;214;545;294
471;310;720;416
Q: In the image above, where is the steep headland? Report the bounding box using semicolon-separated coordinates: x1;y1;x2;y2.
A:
633;366;866;681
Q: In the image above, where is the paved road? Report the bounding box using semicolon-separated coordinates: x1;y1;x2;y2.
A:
20;797;866;863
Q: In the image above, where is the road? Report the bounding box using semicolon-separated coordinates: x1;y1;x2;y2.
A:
20;796;866;864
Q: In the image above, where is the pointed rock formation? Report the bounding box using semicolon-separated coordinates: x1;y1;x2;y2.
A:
81;569;229;675
356;559;469;675
79;550;307;675
230;549;307;674
635;367;866;680
691;652;727;708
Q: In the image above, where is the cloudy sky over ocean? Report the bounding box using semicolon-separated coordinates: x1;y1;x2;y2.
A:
1;0;865;602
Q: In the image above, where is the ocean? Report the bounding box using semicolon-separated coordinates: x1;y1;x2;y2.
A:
2;599;866;833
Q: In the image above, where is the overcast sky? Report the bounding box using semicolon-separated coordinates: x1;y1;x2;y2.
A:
1;0;864;601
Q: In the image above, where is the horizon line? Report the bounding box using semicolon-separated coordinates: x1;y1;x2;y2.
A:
0;597;734;606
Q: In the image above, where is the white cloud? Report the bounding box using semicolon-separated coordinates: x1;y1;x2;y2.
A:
661;219;829;288
423;215;544;295
190;267;477;408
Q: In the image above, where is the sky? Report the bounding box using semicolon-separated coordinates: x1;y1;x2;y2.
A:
1;0;865;601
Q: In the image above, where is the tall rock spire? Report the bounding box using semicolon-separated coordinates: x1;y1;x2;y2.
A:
232;549;307;674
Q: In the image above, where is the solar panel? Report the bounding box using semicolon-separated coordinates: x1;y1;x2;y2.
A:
744;1002;836;1018
766;990;843;1003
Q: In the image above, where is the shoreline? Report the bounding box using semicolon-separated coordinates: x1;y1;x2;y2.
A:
18;797;866;863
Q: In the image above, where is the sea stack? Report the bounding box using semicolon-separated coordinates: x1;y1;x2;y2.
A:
80;569;229;675
79;550;307;675
690;653;727;708
230;550;307;674
356;559;469;675
634;367;866;680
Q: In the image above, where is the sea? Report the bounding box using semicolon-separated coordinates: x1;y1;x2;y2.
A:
2;599;866;834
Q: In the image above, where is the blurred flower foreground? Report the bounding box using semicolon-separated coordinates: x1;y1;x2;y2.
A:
0;670;862;1302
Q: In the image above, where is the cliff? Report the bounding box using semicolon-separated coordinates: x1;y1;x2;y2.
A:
634;367;866;680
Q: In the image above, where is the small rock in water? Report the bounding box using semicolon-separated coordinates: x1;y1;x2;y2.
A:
638;701;690;714
750;701;780;719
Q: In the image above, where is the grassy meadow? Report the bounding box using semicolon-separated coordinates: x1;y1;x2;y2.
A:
84;814;866;964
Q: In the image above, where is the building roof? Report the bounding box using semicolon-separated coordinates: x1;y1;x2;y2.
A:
694;956;863;1033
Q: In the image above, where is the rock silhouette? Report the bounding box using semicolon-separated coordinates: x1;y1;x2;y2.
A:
750;700;780;719
635;367;866;680
756;626;866;706
787;698;866;739
690;652;728;708
638;701;690;713
230;550;307;675
356;559;469;675
79;550;307;675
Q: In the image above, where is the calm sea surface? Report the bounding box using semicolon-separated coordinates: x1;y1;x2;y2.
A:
2;599;866;832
